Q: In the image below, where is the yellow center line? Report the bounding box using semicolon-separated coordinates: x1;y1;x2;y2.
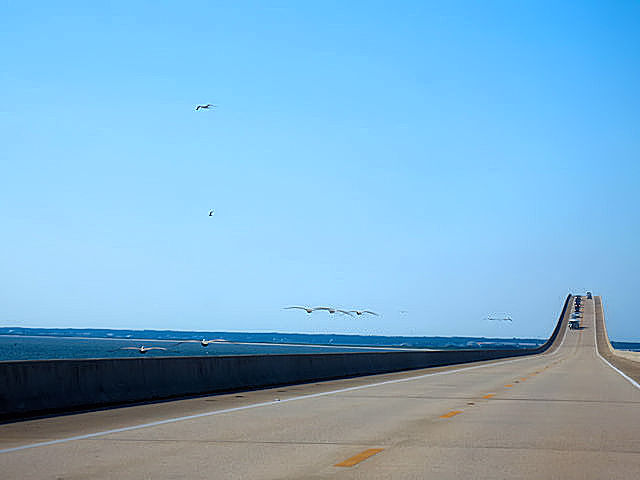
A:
440;410;463;418
504;384;513;387
482;393;495;399
335;448;384;467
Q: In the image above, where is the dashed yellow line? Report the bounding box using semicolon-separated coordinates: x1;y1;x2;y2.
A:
440;410;463;418
482;393;495;399
504;384;513;388
335;448;384;467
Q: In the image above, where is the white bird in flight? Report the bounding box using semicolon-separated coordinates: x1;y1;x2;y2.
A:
201;338;230;345
348;310;379;316
173;338;227;347
195;104;216;110
119;346;167;354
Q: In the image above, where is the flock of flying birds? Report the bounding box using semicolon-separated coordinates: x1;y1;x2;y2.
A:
114;103;505;355
284;306;379;317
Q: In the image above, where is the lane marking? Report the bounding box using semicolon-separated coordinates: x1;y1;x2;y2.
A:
440;410;463;418
334;448;383;467
520;377;528;381
1;324;571;455
593;299;640;391
482;393;495;399
504;384;513;388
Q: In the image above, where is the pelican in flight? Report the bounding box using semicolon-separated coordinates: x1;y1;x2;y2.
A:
284;306;315;314
314;307;353;316
173;338;226;348
119;346;167;354
487;316;513;322
195;104;216;110
209;209;214;216
313;306;336;314
348;310;379;316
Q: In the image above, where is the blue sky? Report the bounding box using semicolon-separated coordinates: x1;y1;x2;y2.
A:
2;1;639;340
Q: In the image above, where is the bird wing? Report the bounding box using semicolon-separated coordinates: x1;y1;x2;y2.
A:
336;310;354;316
147;347;167;351
363;310;379;316
284;306;308;310
120;347;139;350
313;306;331;311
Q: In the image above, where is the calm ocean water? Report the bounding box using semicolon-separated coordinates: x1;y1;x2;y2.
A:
0;336;401;361
4;328;633;362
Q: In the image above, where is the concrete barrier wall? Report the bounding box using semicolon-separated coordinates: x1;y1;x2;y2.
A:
0;295;571;420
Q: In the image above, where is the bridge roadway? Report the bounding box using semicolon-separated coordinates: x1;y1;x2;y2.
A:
1;296;639;479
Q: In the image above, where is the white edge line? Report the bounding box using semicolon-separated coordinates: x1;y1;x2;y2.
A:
593;298;640;391
1;316;570;455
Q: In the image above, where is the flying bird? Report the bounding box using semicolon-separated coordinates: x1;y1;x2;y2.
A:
173;338;220;348
195;104;216;110
118;346;167;354
487;316;513;322
209;209;214;217
348;310;379;316
284;306;315;314
313;307;337;314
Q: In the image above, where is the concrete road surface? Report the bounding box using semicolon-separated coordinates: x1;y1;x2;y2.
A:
1;296;638;479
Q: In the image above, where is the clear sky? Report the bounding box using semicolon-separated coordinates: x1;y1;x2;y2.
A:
2;1;639;341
